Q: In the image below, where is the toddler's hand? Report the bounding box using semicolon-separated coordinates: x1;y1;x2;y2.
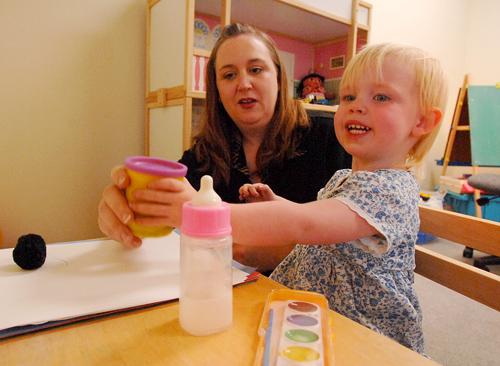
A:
239;183;277;203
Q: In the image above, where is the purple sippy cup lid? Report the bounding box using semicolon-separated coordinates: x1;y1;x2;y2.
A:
125;156;187;177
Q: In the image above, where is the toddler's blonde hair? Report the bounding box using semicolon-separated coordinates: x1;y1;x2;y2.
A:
340;43;448;167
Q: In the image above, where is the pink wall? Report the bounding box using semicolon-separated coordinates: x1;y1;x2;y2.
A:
314;38;367;79
267;33;314;80
314;42;345;79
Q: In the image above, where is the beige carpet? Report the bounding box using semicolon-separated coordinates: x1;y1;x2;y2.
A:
415;239;500;366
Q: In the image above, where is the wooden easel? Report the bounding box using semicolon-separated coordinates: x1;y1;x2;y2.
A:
441;74;482;217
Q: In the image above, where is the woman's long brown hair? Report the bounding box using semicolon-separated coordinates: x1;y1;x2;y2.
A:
192;23;310;185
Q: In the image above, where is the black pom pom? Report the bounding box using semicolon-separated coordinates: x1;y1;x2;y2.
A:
13;234;47;270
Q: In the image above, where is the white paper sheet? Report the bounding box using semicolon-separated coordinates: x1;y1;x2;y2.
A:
0;233;250;331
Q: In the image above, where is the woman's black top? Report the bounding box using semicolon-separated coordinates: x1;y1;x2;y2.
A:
179;112;351;203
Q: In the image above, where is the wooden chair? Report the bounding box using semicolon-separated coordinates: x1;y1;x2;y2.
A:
416;206;500;311
466;174;500;271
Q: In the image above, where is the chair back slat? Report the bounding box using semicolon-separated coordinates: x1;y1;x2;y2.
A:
417;206;500;311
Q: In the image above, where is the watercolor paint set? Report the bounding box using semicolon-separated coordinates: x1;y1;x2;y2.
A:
253;289;334;366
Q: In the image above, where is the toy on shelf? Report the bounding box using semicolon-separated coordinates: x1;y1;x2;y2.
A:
297;73;330;105
194;18;210;50
419;192;431;202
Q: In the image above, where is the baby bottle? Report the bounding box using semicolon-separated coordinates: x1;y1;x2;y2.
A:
179;175;233;336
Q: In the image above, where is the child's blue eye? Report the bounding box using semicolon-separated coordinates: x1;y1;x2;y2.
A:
373;94;390;102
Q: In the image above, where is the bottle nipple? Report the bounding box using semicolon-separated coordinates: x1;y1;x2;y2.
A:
191;175;222;207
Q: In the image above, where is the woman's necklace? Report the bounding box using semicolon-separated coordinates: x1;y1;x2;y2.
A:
249;170;261;183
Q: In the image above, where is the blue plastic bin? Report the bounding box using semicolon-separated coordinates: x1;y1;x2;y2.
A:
416;231;436;244
443;191;500;222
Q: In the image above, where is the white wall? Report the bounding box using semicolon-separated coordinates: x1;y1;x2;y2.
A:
0;0;145;247
368;0;500;189
464;0;500;84
448;0;500;181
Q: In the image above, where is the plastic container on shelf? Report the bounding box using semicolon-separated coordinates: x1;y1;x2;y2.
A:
416;232;436;244
439;175;475;194
443;191;500;222
416;191;442;244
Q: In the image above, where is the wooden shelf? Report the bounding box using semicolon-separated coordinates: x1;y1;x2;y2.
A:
193;47;211;58
302;103;338;113
196;0;352;43
187;91;206;99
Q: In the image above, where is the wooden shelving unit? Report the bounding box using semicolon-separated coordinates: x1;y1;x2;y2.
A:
146;0;371;160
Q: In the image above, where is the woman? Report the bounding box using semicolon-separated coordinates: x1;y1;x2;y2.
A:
98;23;350;271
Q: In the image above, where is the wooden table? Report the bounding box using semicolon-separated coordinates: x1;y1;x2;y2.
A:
0;276;438;365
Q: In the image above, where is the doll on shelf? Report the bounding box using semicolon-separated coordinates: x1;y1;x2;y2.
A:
297;72;330;105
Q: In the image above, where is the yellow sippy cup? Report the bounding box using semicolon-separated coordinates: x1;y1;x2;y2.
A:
125;156;187;238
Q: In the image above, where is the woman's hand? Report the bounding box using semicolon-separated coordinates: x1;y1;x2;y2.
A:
129;177;197;229
98;166;142;248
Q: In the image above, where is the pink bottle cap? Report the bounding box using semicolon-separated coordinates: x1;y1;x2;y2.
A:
181;202;231;238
